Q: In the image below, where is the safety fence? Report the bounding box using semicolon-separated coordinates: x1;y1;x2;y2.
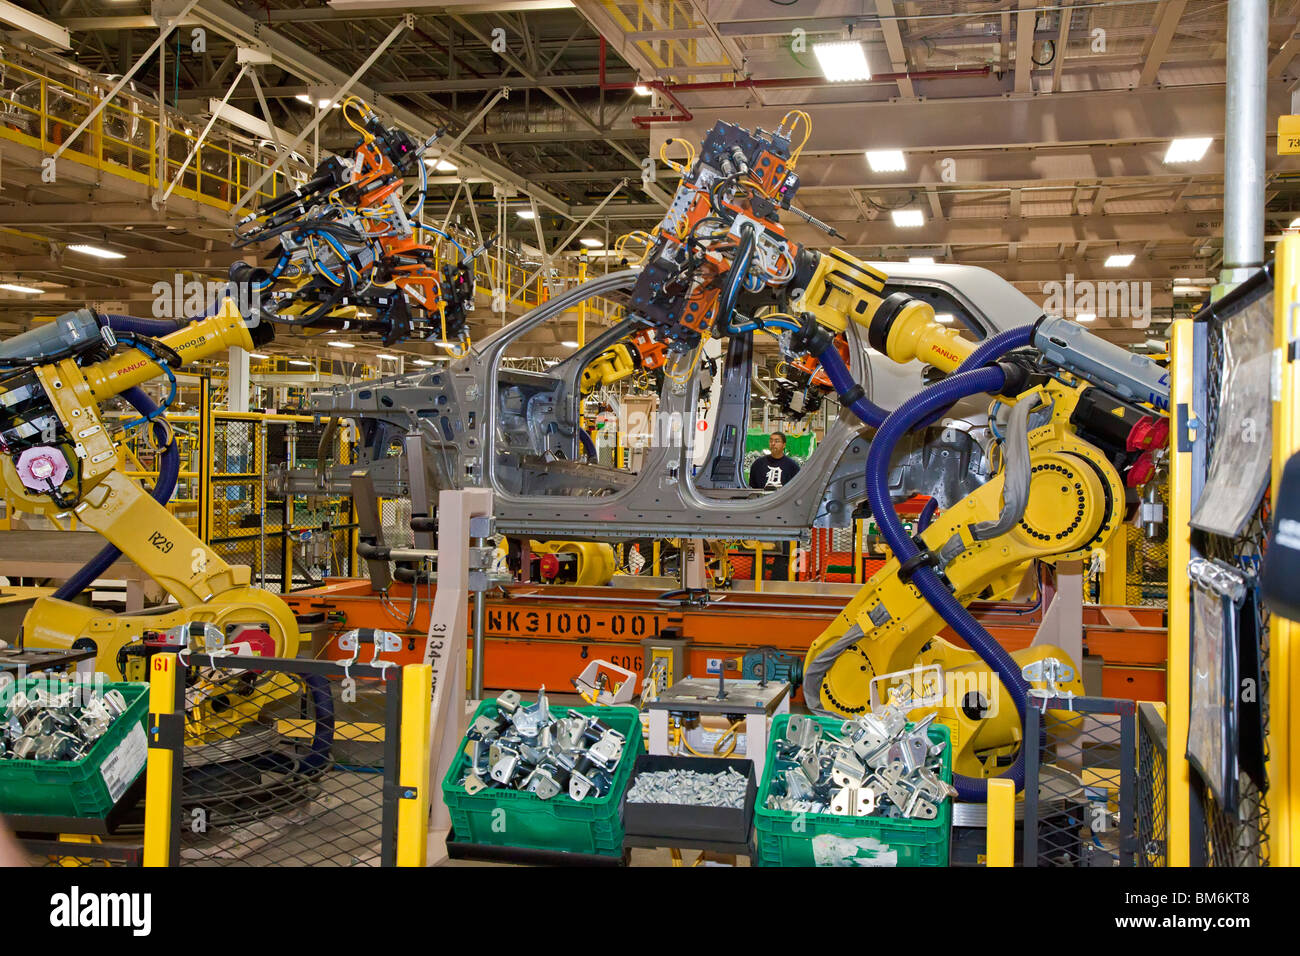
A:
116;407;361;592
1022;695;1137;867
144;654;432;867
1135;702;1169;867
1186;280;1271;868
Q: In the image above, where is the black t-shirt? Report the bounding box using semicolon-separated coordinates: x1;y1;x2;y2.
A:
749;454;800;490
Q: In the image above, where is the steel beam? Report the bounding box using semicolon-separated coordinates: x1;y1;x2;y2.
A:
186;0;574;217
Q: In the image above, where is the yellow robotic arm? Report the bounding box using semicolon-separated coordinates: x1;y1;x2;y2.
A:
0;300;301;676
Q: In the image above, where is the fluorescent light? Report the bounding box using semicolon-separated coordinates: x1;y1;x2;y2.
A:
891;209;924;228
0;283;42;294
561;340;579;347
908;256;935;265
634;84;652;96
516;209;536;220
812;41;871;82
328;340;355;348
1104;253;1135;267
68;243;124;259
579;237;603;248
934;312;954;324
289;359;313;367
1075;312;1096;322
1290;217;1300;229
412;359;434;366
376;353;399;360
424;158;457;172
1163;137;1212;164
248;352;268;359
295;93;338;109
866;150;906;172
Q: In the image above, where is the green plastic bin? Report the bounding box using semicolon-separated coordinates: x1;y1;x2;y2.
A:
0;677;149;819
754;712;952;867
441;699;643;858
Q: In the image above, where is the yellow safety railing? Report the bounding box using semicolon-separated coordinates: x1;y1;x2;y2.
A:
0;47;300;215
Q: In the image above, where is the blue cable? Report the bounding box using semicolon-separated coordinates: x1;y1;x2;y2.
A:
119;343;177;431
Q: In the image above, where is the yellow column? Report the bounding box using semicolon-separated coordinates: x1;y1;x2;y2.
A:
986;778;1015;866
853;519;865;584
1271;234;1300;866
753;542;764;593
396;664;434;867
143;652;182;867
1165;318;1194;867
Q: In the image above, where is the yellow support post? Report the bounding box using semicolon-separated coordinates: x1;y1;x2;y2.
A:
1165;317;1194;867
396;663;434;867
788;541;797;581
1271;234;1300;866
853;518;865;584
143;652;182;867
197;376;213;544
577;251;588;346
986;777;1015;866
653;540;661;576
753;542;764;593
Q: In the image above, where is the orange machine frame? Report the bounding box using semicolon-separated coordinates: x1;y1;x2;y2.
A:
285;581;1167;703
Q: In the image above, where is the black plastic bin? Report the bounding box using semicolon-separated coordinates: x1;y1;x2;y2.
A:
622;755;757;845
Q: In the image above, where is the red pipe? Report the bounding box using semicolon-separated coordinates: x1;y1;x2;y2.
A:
599;36;990;128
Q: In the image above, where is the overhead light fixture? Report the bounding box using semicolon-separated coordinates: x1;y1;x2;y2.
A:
907;256;935;265
516;209;537;220
295;93;339;109
634;84;653;96
1290;217;1300;229
289;359;313;367
424;157;457;172
812;41;872;82
412;359;434;366
891;209;924;228
328;340;355;349
579;237;603;248
68;243;124;259
376;353;399;361
0;283;42;294
248;352;268;359
1163;137;1212;164
1076;312;1097;322
866;150;906;172
934;312;954;324
561;340;580;347
1104;253;1135;267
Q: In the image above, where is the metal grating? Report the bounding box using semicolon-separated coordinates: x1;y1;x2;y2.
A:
1194;302;1271;866
172;655;401;868
1135;702;1168;866
1023;696;1136;866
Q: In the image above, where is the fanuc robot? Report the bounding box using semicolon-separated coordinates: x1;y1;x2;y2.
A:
0;302;302;676
598;115;1170;798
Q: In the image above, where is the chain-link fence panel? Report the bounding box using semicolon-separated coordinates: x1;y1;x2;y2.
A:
1135;702;1168;867
174;655;400;867
1023;696;1136;867
1125;524;1170;606
1193;301;1271;867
